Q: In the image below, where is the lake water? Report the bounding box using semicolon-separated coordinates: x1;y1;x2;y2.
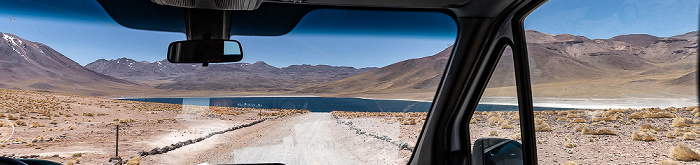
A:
120;97;575;112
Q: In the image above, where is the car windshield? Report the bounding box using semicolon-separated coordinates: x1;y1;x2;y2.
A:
0;0;699;165
0;1;456;164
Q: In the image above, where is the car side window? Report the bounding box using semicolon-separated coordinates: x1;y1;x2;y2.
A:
470;45;525;164
524;1;699;164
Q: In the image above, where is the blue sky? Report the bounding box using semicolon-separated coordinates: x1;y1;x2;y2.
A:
0;0;697;68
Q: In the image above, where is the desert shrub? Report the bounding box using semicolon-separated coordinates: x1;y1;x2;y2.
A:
72;153;82;157
595;128;617;135
534;119;552;132
633;129;657;141
126;157;141;165
580;125;616;135
644;112;676;118
670;144;700;161
574;123;589;132
500;122;515;129
512;134;521;140
488;117;505;126
66;160;76;165
593;115;618;122
489;130;498;136
667;132;678;138
565;143;578;148
402;118;417;125
684;133;697;140
673;118;694;127
582;126;596;135
557;117;568;121
510;114;520;120
658;160;679;165
563;161;576;165
628;111;647;119
570;118;586;123
14;120;27;126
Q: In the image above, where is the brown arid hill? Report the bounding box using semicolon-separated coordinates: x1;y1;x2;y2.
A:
0;32;150;96
86;58;376;92
296;45;452;99
302;30;698;100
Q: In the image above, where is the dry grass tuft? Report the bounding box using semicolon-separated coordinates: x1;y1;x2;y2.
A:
566;113;579;118
670;144;700;161
72;153;82;157
489;130;498;136
592;115;618;122
632;129;657;141
488;117;505;126
126;157;141;165
667;132;678;138
673;118;696;127
565;143;578;148
684;133;697;140
644;112;676;118
557;117;569;121
628;112;646;119
535;118;552;132
500;122;515;129
658;160;679;165
571;118;586;123
595;128;618;135
574;123;588;132
563;161;577;165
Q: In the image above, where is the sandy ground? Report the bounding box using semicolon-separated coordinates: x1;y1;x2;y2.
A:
3;87;700;165
468;107;700;165
0;88;302;164
144;113;407;165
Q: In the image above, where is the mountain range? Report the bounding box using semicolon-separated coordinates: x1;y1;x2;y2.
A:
0;30;696;99
85;58;376;91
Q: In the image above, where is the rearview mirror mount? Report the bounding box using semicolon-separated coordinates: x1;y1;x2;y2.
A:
167;40;243;66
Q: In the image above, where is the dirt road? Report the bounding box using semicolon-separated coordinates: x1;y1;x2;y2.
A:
143;113;406;165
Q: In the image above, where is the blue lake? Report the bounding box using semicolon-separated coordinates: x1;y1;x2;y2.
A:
119;97;575;112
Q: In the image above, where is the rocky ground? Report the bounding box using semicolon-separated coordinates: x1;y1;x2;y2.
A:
334;106;700;165
0;88;307;165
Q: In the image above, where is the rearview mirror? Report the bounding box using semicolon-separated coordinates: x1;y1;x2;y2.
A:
167;40;243;64
472;138;523;165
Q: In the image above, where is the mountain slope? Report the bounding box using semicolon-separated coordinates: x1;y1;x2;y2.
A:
301;30;697;99
297;45;452;95
86;59;377;91
0;32;145;96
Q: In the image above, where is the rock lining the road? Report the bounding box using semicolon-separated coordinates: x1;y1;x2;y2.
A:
137;119;266;156
333;115;413;151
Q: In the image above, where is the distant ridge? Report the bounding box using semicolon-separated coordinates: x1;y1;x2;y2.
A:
300;30;698;99
86;58;377;91
0;32;145;96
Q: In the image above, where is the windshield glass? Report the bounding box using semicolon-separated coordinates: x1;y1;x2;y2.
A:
0;2;456;164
